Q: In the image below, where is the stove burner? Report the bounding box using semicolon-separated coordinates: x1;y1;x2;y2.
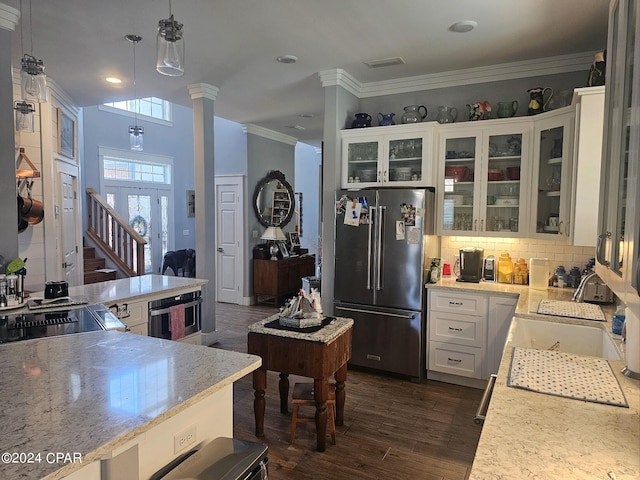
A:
11;317;77;329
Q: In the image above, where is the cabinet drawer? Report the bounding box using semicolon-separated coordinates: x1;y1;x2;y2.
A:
429;290;488;315
429;311;484;347
428;341;482;378
109;301;146;328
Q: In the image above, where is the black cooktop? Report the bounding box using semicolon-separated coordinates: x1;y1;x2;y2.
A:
0;306;106;344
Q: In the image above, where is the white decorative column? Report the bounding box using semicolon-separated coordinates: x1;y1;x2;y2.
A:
0;3;20;265
188;83;219;345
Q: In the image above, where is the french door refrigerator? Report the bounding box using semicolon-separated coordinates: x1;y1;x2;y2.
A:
334;187;436;380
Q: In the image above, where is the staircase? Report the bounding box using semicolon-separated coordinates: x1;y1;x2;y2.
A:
83;246;117;284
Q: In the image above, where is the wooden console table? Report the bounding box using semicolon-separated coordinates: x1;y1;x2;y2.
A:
247;315;353;452
253;254;315;306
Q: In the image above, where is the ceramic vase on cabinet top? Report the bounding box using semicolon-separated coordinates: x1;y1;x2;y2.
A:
527;87;553;115
351;113;372;128
496;101;518;118
401;105;427;124
377;112;395;126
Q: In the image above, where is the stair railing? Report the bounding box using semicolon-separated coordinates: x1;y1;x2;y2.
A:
85;188;146;277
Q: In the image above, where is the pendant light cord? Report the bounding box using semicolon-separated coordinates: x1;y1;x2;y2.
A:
132;38;138;126
28;0;33;55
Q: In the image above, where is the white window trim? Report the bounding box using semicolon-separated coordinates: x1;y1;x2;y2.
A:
98;104;173;127
98;146;174;193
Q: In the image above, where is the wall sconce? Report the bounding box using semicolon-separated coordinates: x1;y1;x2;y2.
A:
14;100;35;132
156;0;185;76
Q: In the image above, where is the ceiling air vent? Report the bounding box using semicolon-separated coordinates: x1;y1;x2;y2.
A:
364;57;405;68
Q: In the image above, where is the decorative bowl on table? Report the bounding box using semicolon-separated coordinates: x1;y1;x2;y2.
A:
444;165;469;182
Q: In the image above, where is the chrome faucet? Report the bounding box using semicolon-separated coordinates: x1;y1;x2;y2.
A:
572;272;597;302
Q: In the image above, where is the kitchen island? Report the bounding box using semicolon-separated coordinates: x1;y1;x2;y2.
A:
427;279;640;479
0;330;261;479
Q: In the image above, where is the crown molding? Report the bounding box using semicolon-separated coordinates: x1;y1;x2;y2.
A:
243;124;297;146
318;69;360;97
321;52;595;99
188;83;220;101
0;3;19;31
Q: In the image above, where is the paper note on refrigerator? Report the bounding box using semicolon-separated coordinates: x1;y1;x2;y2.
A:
396;221;405;240
344;201;362;226
407;227;420;245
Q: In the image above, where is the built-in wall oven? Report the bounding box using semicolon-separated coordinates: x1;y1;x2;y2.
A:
148;291;202;340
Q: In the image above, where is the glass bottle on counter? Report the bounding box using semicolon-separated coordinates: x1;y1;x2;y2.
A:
0;274;6;307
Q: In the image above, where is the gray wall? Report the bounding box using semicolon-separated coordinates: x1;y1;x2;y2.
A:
213;117;248;175
0;27;18;266
82;104;196;252
294;142;321;254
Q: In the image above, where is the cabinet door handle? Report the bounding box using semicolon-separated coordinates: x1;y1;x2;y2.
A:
474;219;478;231
480;219;484;231
596;232;610;266
449;301;463;306
447;357;462;364
377;170;382;183
448;326;463;332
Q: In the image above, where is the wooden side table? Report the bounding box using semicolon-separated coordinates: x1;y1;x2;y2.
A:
247;316;353;452
253;254;315;306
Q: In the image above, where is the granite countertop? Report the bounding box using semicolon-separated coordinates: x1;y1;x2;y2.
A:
248;315;354;344
425;278;640;479
0;331;260;480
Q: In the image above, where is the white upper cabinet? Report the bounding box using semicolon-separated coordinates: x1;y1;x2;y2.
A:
436;120;531;237
530;108;575;240
341;124;435;188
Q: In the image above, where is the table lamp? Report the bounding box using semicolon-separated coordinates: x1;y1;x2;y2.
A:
261;226;286;260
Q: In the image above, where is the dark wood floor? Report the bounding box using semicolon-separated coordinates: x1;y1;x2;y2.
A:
212;302;484;480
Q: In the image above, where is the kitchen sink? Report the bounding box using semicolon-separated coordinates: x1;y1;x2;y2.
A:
507;317;621;360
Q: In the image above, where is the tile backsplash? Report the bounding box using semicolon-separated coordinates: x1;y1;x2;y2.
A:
440;236;595;272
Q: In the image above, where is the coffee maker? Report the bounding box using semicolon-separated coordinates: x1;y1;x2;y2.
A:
457;247;484;283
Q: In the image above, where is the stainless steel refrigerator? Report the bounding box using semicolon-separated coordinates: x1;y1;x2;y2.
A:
334;187;437;380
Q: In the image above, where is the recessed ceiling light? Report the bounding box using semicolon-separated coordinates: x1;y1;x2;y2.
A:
298;113;314;118
276;54;298;64
364;57;406;68
286;124;306;131
105;76;122;84
450;20;478;33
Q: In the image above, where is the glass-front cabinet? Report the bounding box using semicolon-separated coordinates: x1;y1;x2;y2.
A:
341;124;434;188
530;109;574;239
596;0;639;305
436;122;530;236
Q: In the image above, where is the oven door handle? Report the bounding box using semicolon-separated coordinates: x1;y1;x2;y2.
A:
148;297;202;317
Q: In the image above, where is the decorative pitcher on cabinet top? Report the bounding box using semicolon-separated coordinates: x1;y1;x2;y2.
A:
467;101;491;121
401;105;427;124
527;87;553;115
436;106;457;124
496;101;518;118
377;112;396;126
351;113;372;128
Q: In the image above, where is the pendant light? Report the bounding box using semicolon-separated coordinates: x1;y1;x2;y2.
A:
126;34;144;151
156;0;184;76
14;100;36;132
19;0;47;103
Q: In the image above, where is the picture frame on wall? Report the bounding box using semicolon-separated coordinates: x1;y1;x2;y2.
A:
57;108;75;159
288;231;300;247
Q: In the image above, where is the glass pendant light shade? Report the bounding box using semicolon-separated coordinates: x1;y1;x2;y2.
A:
14;100;36;132
156;15;184;76
129;126;144;151
20;54;48;103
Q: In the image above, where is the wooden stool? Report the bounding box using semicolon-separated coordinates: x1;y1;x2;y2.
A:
290;382;336;445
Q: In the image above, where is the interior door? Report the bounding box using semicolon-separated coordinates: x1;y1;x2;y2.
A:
215;177;244;304
57;170;80;286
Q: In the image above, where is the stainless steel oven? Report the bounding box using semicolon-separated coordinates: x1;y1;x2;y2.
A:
148;291;202;340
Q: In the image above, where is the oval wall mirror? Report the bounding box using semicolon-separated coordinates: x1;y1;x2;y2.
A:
253;170;294;228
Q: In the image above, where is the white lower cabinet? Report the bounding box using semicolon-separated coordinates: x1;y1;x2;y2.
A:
427;289;518;384
486;295;518;378
109;300;148;336
428;289;487;380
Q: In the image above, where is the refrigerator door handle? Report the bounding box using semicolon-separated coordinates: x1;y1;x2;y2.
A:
335;305;416;320
367;207;374;290
376;206;385;290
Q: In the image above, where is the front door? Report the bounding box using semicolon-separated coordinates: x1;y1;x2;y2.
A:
215;177;244;304
105;186;171;274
